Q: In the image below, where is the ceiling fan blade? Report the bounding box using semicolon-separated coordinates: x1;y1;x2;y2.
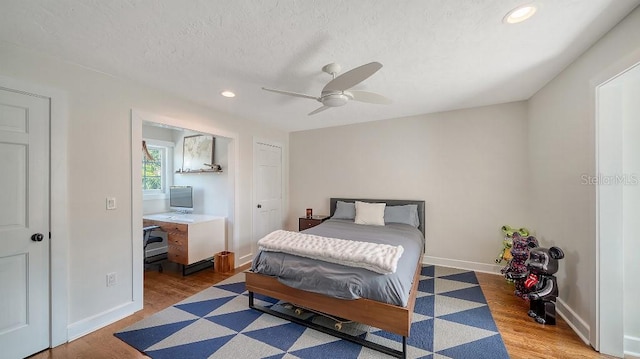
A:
350;90;392;105
308;106;330;116
262;87;318;100
323;62;383;92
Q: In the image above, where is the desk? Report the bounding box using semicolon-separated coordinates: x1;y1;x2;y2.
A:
143;213;225;274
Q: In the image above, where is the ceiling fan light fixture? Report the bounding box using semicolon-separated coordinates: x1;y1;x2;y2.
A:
503;3;537;24
221;90;236;98
322;93;350;107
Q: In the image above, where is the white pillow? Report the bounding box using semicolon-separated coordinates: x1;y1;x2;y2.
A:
354;201;386;226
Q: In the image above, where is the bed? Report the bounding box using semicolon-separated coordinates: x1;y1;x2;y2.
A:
245;198;425;358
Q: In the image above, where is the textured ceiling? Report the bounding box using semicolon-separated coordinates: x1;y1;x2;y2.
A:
0;1;638;132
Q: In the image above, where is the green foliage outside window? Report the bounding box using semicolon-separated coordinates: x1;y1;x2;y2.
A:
142;148;162;190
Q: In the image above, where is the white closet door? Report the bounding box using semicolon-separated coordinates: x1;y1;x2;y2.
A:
0;87;50;358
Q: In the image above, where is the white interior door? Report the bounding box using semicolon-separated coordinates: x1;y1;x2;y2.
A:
0;88;50;358
254;142;282;245
597;63;640;357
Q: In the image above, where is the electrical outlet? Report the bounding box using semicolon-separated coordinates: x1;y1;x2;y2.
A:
106;197;116;210
106;272;117;287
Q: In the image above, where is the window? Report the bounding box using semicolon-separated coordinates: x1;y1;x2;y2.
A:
142;144;166;193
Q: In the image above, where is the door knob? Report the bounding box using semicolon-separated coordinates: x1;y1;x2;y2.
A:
257;204;262;208
31;233;44;242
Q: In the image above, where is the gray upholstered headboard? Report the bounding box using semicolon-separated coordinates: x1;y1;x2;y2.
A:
329;198;426;239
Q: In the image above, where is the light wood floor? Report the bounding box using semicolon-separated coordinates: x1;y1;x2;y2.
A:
30;263;614;359
475;272;615;359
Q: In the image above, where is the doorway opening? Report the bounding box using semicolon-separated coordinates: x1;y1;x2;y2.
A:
131;110;239;308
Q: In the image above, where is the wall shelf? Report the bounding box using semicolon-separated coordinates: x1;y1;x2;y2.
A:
176;169;223;174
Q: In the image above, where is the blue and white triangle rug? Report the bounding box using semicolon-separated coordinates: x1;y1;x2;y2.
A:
115;265;509;358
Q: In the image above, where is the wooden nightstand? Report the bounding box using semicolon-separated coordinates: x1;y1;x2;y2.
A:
299;215;330;231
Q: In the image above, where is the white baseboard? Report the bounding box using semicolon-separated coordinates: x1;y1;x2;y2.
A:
66;301;141;342
625;335;640;357
422;255;504;274
555;297;591;345
424;255;595;349
237;253;253;268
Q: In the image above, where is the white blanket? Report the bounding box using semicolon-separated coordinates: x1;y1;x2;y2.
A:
258;230;404;274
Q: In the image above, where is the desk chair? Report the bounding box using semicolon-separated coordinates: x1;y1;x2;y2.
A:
143;225;165;272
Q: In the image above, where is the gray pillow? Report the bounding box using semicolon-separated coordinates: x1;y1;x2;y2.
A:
384;204;420;227
332;201;356;220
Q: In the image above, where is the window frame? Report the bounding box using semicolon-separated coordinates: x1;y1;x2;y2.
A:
142;139;174;200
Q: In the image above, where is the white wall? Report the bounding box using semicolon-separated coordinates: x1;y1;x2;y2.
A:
290;101;530;271
528;6;640;348
144;124;176;143
173;133;230;216
0;41;288;335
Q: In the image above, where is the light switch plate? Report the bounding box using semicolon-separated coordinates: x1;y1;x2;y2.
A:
106;197;116;210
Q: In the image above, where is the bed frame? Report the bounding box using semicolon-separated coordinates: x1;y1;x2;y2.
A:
246;198;425;358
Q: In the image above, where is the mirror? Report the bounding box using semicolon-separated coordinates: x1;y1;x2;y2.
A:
182;134;215;172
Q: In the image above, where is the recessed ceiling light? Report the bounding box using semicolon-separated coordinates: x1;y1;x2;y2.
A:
221;90;236;98
503;4;537;24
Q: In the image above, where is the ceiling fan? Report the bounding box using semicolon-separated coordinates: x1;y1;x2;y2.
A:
262;62;392;115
